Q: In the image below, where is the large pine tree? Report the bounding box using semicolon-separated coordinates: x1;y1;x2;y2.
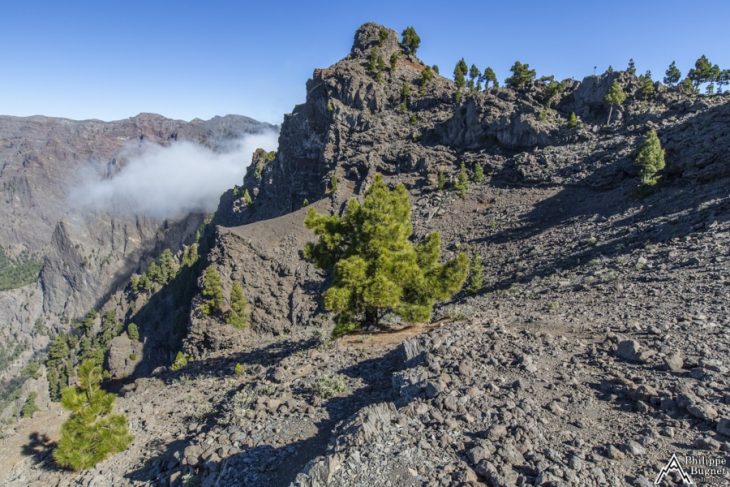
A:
304;175;467;334
54;360;132;470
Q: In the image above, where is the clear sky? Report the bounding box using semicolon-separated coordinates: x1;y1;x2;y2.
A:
1;1;728;125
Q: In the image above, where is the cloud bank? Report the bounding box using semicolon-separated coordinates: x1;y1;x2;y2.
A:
70;130;278;219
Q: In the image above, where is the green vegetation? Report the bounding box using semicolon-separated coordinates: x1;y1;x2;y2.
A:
400;26;420;55
454;162;469;197
482;66;498;89
199;266;224;317
130;248;181;295
664;61;681;86
467;254;484;294
0;246;43;291
472;163;485;184
171;351;188;371
453;58;468;89
54;360;132;470
634;129;666;186
242;189;253;206
329;173;338;193
313;373;349;399
437;171;446;190
687;55;715;90
226;282;250;329
304;175;468;334
505;61;536;88
182;243;199;268
420;65;434;91
468;64;480;90
639;71;655;99
567;111;579;128
368;48;386;81
326;99;334;112
47;334;73;401
627;58;636;76
389;52;399;71
234;363;245;376
378;26;389;44
127;323;139;341
604;80;626;125
21;392;38;418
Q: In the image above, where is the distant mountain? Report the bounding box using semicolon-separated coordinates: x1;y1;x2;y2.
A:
0;113;275;396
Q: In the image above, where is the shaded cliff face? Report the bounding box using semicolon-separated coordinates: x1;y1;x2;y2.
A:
0;113;275;384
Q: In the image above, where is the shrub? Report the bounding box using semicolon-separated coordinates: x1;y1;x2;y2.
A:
329;174;337;193
389;52;399;71
199;267;224;317
171;352;188;371
127;323;139;341
313;373;349;399
234;363;245;376
437;171;446;190
304;175;467;332
53;360;132;470
634;129;665;186
242;189;253;206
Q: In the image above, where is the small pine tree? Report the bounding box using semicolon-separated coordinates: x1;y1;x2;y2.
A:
473;163;485;184
127;323;139;341
664;61;681;86
467;255;484;294
53;360;132;470
171;351;188;371
437;171;446;190
688;55;713;89
389;52;399;71
627;58;636;76
182;243;199;267
226;282;250;329
199;267;224;316
634;129;666;186
639;71;655;99
21;392;39;418
468;64;481;90
420;66;434;89
400;27;420;55
454;162;469;197
304;175;467;332
483;67;498;89
129;274;140;293
329;174;338;193
505;61;536;88
604;80;627;125
567;111;579;128
47;334;72;401
242;189;253;206
454;58;468;89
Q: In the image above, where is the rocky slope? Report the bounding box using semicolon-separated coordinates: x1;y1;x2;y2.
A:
2;22;729;486
0;113;274;419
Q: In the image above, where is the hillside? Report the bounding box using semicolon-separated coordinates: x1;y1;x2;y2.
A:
2;23;729;486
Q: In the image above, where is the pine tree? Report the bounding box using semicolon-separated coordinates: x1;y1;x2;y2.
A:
505;61;536;88
567;111;579;128
473;163;485;183
47;334;72;401
627;58;636;76
182;243;199;267
604;80;627;125
688;55;713;89
389;52;399;71
454;162;469;197
171;351;188;371
226;282;250;329
718;69;730;94
466;255;484;294
634;129;666;186
53;360;132;470
420;66;434;89
469;64;481;90
664;61;681;86
401;27;420;55
453;58;468;89
639;71;655;99
21;391;39;418
304;175;467;333
158;249;178;284
329;173;338;193
199;266;224;316
483;67;498;89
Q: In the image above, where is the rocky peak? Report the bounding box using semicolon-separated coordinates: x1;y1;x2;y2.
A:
349;22;402;61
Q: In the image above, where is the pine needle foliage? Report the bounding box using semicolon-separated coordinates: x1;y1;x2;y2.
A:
304;175;468;333
53;360;132;471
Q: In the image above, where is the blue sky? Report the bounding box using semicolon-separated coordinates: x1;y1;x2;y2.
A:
1;1;728;124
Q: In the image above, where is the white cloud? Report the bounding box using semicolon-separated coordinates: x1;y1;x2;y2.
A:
70;130;278;219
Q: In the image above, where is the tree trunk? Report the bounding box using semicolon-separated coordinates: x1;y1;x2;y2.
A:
606;104;614;126
364;308;379;329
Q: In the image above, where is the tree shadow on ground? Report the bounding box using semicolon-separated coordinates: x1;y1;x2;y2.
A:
124;338;406;486
21;431;58;471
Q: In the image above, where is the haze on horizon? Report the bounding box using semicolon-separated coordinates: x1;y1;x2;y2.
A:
1;0;729;125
